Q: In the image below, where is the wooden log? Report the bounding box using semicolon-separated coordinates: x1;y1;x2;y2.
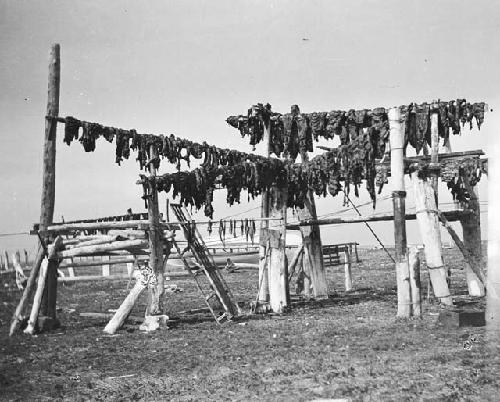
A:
437;211;486;285
287;245;304;281
45;220;152;233
23;258;49;335
23;237;62;335
459;179;485;296
267;186;289;313
65;235;121;248
145;144;165;318
103;272;149;334
411;171;453;305
9;246;46;336
4;251;10;270
258;107;271;306
12;252;27;290
388;107;412;318
57;239;148;258
430;109;440;197
408;246;422;317
344;249;353;292
39;44;60;320
101;255;110;277
286;209;471;229
296;151;328;299
60;256;148;269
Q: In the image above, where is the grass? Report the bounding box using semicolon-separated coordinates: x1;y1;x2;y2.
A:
0;247;499;401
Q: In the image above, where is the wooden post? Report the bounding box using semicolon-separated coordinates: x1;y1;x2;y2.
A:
0;254;4;270
430;109;440;198
258;106;271;308
408;246;422;317
25;237;62;334
388;107;412;318
296;155;328;299
24;258;49;335
412;172;453;305
4;251;10;270
103;269;151;334
344;248;353;292
267;186;289;313
145;145;164;323
12;252;27;290
101;255;110;277
487;133;500;334
459;179;485;296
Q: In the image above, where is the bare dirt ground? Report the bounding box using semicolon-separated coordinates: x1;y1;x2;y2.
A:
1;247;499;401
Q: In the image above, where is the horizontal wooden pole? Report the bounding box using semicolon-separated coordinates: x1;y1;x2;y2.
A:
59;256;147;269
58;239;149;258
41;221;179;233
287;209;472;230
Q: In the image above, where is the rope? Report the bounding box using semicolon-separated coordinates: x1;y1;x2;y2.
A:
341;190;396;264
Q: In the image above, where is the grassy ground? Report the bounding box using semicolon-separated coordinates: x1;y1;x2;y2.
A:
1;247;499;401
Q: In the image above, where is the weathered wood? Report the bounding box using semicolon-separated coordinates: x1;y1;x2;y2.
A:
459;179;485;296
438;211;485;285
44;220;157;233
344;249;353;292
296;152;328;299
287;245;304;281
388;107;411;318
430;109;440;197
267;186;289;313
39;44;60;321
286;209;471;229
60;256;148;269
258;108;271;306
24;237;62;335
0;254;4;270
103;273;149;334
24;258;49;335
101;255;110;277
57;239;148;258
4;251;10;270
408;247;422;317
412;172;453;305
9;246;45;336
145;144;165;319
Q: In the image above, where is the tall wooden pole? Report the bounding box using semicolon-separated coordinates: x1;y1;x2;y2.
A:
297;150;328;300
145;145;164;320
257;107;271;308
388;107;412;318
487;128;500;335
267;186;289;313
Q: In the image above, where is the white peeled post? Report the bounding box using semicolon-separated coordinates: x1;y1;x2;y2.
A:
101;255;110;277
388;107;412;318
408;246;422;317
24;258;49;335
344;248;353;292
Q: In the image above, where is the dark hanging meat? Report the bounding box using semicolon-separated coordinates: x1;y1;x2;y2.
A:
473;102;486;130
249;220;256;244
80;122;101;152
207;220;213;235
64;116;80;145
416;103;431;150
297;113;313;156
308;112;327;140
115;130;131;165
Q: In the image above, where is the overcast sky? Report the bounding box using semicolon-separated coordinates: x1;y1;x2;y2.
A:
1;0;499;255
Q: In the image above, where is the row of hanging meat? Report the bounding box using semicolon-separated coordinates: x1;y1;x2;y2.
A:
226;100;486;158
64;116;267;171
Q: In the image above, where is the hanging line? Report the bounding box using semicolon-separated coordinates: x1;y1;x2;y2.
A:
341;190;396;264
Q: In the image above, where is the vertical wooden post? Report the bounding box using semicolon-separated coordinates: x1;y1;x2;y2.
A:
267;186;289;313
4;251;10;270
408;246;422;317
344;248;353;292
297;154;328;299
258;107;271;308
0;254;4;270
412;172;453;305
388;107;412;318
101;255;110;277
145;145;164;323
459;179;485;296
487;129;500;334
37;44;60;330
430;109;440;198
